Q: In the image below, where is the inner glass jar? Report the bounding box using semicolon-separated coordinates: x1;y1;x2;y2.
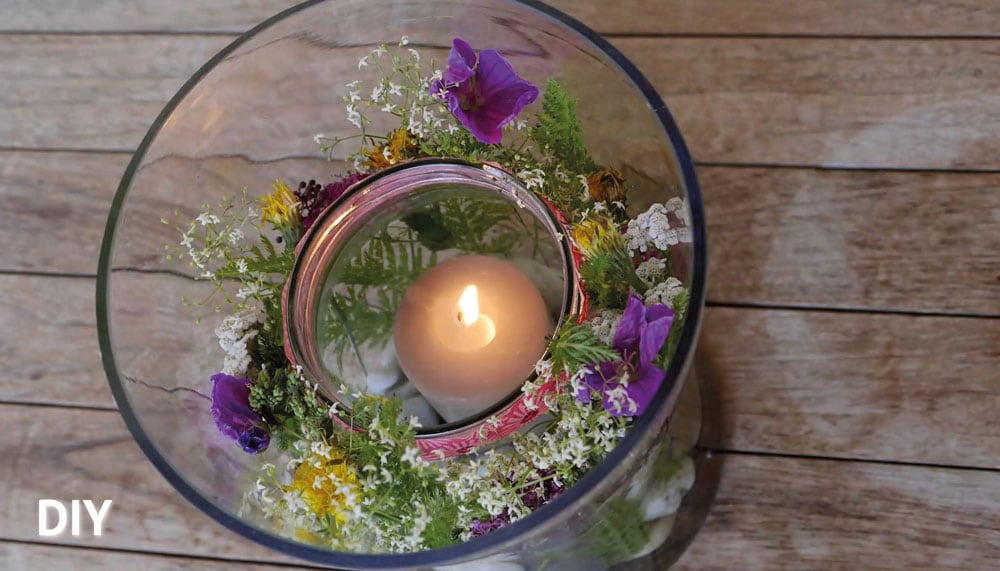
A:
285;160;574;432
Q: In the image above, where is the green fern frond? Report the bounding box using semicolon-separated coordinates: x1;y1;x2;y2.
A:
532;79;597;175
548;321;620;375
582;496;651;565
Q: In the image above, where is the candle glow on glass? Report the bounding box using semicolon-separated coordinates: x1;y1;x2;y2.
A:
394;255;552;422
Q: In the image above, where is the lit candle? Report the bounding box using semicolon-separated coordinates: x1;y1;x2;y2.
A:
394;255;553;422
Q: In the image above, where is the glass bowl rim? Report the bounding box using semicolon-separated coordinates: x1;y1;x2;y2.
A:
96;0;708;567
283;158;581;440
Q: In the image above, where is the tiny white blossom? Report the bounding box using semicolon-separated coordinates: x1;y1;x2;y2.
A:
589;309;623;345
346;104;363;129
625;202;690;254
518;168;546;190
196;213;220;226
400;35;410;46
635;257;667;285
358;55;369;69
401;446;425;468
577;174;591;202
644;276;686;307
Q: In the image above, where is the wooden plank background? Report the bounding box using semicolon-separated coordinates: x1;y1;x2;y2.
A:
0;0;997;569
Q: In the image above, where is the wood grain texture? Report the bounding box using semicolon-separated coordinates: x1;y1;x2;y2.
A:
1;2;998;568
702;167;1000;315
0;276;112;408
0;406;300;565
0;543;313;571
698;307;1000;469
3;35;1000;171
675;454;1000;570
0;152;129;275
4;153;998;315
625;37;1000;170
5;273;996;468
3;0;998;36
0;35;230;150
2;406;997;569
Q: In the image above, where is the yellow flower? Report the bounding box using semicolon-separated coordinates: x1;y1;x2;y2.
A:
259;179;299;228
285;448;359;527
571;217;622;257
363;128;419;171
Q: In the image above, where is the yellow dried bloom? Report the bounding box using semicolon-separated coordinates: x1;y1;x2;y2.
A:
586;167;626;204
363;128;419;170
260;179;299;228
286;449;359;527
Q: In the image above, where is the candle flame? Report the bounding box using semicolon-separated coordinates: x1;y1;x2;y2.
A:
457;285;479;326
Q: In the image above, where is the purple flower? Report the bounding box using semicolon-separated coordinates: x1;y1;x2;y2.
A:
295;172;369;232
470;510;510;537
431;37;540;144
577;294;674;417
210;373;270;454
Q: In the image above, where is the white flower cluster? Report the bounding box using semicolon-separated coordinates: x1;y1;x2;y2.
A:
517;168;546;191
438;365;630;531
588;309;623;345
602;371;639;416
644;277;685;308
635;257;667;285
624;198;691;254
327;38;458;170
399;501;432;551
214;302;264;376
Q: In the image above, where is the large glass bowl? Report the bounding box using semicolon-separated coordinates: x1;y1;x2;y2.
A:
97;0;708;569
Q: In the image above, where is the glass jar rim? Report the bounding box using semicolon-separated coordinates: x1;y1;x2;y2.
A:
283;158;583;449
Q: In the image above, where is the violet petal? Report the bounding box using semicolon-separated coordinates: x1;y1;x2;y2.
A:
444;37;477;85
625;364;666;417
210;373;269;454
612;293;646;352
639;304;675;370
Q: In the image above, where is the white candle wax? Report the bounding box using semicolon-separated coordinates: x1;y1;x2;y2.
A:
393;255;552;422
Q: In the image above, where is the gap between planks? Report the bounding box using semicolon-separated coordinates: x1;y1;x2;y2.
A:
2;30;1000;40
0;400;994;476
7;269;996;320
